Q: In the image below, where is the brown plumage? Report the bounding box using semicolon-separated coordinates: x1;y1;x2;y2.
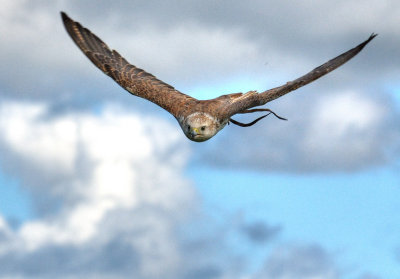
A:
61;12;377;142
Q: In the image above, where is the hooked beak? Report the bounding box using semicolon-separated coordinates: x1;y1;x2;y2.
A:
192;127;200;134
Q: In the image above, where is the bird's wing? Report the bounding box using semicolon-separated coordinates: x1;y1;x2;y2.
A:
222;34;377;118
61;12;197;118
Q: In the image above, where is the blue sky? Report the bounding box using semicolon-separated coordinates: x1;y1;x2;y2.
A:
189;165;400;278
0;170;34;224
0;1;399;279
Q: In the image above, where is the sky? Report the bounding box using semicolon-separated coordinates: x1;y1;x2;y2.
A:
0;0;399;278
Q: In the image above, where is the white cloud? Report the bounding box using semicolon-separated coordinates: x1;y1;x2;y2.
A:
0;101;196;277
204;89;400;172
301;91;388;169
312;92;382;133
0;102;77;174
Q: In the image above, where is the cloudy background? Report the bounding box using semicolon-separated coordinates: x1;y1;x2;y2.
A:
0;0;399;278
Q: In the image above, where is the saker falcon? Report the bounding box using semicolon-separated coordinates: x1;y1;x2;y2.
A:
61;12;377;142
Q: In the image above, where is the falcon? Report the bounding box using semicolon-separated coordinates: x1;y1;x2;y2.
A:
61;12;376;142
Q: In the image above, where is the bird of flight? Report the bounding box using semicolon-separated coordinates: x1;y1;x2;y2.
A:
61;12;376;142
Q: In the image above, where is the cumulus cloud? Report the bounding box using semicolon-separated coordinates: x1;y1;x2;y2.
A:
0;101;271;279
204;89;400;172
0;97;390;279
0;101;200;278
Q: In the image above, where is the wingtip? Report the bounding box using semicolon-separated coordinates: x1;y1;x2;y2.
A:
356;33;378;50
60;11;70;23
365;33;378;44
369;33;378;40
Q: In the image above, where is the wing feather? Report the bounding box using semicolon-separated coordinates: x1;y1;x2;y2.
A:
223;34;377;117
61;12;196;118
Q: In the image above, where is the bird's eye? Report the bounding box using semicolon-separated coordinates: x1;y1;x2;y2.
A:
201;126;206;131
187;125;191;131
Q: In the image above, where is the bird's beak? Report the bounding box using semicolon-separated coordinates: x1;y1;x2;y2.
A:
193;127;200;134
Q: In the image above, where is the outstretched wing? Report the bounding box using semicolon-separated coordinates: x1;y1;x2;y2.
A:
223;34;377;117
61;12;197;118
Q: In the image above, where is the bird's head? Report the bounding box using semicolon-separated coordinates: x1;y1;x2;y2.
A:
180;112;223;142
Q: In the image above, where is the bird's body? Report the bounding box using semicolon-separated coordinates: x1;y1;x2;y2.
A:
61;12;376;142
